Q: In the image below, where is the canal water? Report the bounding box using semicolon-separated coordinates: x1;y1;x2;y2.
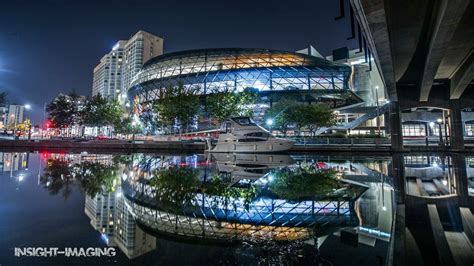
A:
0;151;470;265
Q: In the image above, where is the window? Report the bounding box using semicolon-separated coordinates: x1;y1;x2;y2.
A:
238;138;267;142
402;123;426;136
232;117;256;126
245;132;270;138
465;122;474;136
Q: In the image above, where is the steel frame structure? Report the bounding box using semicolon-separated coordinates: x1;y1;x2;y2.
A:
128;48;352;105
121;175;362;243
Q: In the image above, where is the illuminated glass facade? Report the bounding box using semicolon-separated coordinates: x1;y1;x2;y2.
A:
122;179;362;243
128;48;357;106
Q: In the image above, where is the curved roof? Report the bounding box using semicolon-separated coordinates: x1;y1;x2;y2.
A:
130;48;350;88
142;47;347;69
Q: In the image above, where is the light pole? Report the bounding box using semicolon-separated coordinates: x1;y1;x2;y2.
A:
374;85;380;135
42;102;48;139
24;104;31;140
437;118;443;146
10;114;17;140
266;118;273;134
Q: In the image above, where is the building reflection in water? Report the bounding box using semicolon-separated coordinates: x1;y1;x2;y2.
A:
84;187;157;259
121;153;394;251
0;152;29;176
37;151;395;262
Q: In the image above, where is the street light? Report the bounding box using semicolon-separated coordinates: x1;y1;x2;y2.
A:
10;113;17;139
24;104;31;110
374;86;381;135
266;118;273;134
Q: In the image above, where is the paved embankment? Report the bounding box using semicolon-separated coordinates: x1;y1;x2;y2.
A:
0;139;472;154
0;139;205;153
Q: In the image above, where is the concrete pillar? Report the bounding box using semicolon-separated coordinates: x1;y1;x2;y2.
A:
452;153;469;207
450;101;464;149
390;153;406;204
384;112;390;135
389;101;403;150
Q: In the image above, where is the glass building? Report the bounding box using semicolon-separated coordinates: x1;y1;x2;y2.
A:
128;48;362;108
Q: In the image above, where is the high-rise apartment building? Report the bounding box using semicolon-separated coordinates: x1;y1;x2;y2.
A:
4;105;25;129
121;31;163;99
84;188;156;259
84;192;116;243
92;40;126;99
92;31;163;102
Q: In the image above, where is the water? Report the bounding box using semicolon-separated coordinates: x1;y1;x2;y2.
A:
2;150;466;265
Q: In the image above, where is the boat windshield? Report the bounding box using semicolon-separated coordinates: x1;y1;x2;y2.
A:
232;117;256;126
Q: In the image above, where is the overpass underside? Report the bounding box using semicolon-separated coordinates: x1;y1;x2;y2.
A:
349;0;474;265
351;0;474;151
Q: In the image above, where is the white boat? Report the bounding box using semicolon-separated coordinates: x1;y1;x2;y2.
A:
212;153;294;185
208;117;294;153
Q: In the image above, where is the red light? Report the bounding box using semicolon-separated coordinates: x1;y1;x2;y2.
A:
45;121;51;129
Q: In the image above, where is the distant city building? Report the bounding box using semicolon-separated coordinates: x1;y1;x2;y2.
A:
0;152;29;173
0;106;8;130
92;31;163;103
114;187;156;259
4;105;25;129
84;192;116;240
84;189;156;259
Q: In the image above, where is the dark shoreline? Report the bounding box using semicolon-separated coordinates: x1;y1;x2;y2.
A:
0;139;472;155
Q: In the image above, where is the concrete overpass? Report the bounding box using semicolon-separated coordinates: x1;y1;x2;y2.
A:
346;1;474;265
350;0;474;150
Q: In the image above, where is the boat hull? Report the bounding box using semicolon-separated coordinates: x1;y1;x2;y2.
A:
211;139;294;153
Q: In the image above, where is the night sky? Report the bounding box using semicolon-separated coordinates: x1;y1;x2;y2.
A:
0;0;356;123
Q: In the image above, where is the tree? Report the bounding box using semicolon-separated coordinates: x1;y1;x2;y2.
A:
205;88;258;125
149;167;200;212
40;158;75;199
305;104;337;136
264;98;297;136
202;175;257;211
74;161;118;197
0;92;7;106
114;117;142;138
286;104;337;136
80;94;122;135
46;94;78;136
153;85;200;134
267;164;339;201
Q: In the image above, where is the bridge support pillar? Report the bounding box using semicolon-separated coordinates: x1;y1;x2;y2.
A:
389;101;403;150
449;101;464;150
390;153;406;204
452;153;469;207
